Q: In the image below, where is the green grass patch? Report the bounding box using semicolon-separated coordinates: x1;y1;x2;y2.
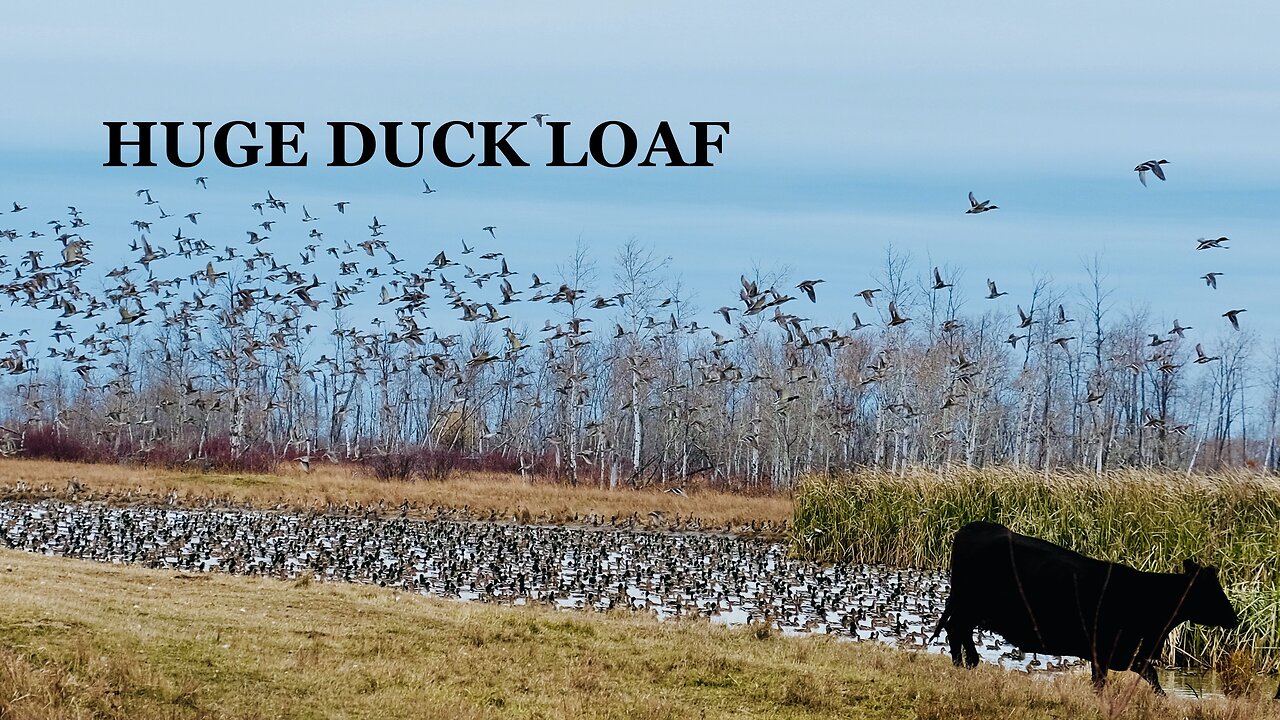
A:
794;468;1280;671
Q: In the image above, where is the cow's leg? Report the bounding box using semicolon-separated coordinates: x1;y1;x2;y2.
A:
1138;664;1165;696
943;619;980;668
1090;663;1108;692
961;630;980;668
947;636;964;666
945;623;967;666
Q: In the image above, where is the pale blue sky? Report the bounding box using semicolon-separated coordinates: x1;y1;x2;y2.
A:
1;1;1278;341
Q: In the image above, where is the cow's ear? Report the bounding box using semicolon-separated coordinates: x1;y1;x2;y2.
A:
1183;559;1201;574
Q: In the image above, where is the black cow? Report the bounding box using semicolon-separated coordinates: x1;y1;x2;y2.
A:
932;521;1239;694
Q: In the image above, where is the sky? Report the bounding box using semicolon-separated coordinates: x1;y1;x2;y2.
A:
1;1;1278;344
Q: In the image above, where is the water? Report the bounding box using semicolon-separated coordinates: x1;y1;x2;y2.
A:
0;499;1223;695
1161;668;1221;698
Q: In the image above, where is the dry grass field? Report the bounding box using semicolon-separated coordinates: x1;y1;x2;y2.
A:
0;549;1277;720
2;458;1279;717
0;458;793;536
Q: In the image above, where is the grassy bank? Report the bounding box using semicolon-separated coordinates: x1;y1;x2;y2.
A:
0;549;1276;719
0;458;792;537
794;469;1280;672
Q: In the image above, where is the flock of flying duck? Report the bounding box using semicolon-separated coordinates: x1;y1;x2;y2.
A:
959;158;1243;362
0;152;1253;444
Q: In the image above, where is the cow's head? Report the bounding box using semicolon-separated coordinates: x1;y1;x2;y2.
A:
1182;559;1240;629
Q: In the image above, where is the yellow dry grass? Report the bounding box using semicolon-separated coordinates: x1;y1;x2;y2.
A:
0;549;1276;719
0;458;792;536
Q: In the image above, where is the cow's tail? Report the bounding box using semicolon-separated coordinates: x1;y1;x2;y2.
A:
930;602;952;642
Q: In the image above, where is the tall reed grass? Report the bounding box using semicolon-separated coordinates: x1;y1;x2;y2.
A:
794;468;1280;672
